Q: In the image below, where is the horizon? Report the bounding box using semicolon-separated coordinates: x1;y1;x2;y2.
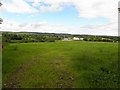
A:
0;0;119;36
1;31;118;37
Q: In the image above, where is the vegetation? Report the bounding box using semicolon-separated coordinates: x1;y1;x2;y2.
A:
2;32;119;44
2;32;119;88
0;2;3;24
1;1;119;88
2;41;119;88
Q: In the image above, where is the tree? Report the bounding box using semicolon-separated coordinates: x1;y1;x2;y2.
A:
118;8;120;13
0;18;3;24
0;2;3;24
0;2;2;6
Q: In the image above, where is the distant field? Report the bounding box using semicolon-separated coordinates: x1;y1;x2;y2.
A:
2;41;118;88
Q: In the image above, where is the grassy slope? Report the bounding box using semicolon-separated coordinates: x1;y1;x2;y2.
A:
2;41;118;88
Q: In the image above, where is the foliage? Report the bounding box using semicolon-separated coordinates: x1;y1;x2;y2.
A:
2;32;119;44
0;2;3;24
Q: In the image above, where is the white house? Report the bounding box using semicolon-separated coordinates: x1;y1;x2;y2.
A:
73;37;80;40
62;38;71;41
79;38;84;40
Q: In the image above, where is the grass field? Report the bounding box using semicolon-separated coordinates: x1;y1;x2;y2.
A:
2;41;118;88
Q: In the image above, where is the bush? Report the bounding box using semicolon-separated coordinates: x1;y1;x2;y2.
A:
47;38;55;42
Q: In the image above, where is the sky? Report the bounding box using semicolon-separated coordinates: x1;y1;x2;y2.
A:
0;0;119;36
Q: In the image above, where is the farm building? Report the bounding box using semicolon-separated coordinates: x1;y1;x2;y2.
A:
62;38;72;41
79;38;84;40
73;37;80;40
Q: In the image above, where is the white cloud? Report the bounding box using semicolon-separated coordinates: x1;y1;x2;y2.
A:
0;0;118;36
39;4;63;13
0;0;38;13
26;0;119;22
77;22;118;36
1;20;118;36
72;0;118;22
0;0;119;22
32;0;42;7
0;20;69;33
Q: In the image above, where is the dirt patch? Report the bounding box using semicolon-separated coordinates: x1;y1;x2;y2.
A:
53;57;75;88
56;71;75;88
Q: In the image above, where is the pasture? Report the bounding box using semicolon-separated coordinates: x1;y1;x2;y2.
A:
2;41;118;88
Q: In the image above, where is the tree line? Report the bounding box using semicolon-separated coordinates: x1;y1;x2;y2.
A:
2;32;119;44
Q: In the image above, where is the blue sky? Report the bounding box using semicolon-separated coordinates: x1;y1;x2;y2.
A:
0;0;118;36
1;5;109;26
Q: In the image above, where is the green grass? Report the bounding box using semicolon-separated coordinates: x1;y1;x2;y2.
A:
2;41;119;88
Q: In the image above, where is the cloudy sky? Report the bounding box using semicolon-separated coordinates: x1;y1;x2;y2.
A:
0;0;119;36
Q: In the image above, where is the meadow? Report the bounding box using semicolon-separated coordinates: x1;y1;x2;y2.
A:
2;41;119;88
